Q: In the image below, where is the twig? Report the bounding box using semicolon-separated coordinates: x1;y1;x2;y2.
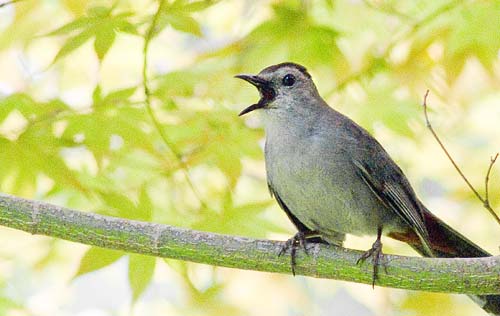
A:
0;0;22;9
142;0;209;210
485;153;499;206
422;90;500;225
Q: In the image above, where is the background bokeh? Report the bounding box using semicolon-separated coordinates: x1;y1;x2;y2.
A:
0;0;500;315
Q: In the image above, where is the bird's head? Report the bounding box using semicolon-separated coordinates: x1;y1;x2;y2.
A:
236;62;319;116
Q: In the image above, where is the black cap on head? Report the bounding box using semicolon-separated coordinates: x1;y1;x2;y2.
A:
260;62;311;79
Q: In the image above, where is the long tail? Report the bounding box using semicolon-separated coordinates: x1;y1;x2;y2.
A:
389;205;500;315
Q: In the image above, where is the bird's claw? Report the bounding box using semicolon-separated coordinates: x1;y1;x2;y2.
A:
356;238;388;288
279;231;311;276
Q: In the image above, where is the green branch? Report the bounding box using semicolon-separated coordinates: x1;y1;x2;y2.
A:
1;192;500;295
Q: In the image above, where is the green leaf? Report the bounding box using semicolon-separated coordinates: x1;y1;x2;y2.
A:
87;6;111;18
155;0;208;37
0;104;83;196
52;28;94;64
163;13;202;36
94;27;116;60
350;77;418;137
137;187;153;221
114;19;139;35
0;296;23;313
47;5;137;63
128;254;156;302
92;86;137;107
75;247;125;277
62;0;88;16
101;87;137;105
324;0;335;9
0;93;37;122
193;199;282;238
212;146;241;187
444;1;500;79
99;192;137;218
92;85;102;105
175;0;219;13
98;190;153;222
157;107;262;188
61;101;153;163
44;17;93;36
230;2;348;75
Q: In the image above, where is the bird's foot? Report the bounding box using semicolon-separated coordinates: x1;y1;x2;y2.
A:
356;237;388;288
279;231;320;276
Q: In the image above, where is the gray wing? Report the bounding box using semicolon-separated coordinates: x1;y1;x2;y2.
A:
353;158;434;256
333;110;433;255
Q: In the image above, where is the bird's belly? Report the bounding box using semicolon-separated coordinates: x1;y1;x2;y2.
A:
267;149;400;239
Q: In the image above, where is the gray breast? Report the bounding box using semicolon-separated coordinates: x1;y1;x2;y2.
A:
264;127;400;240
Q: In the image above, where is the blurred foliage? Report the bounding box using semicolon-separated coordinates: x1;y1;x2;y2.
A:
45;5;138;63
0;0;499;315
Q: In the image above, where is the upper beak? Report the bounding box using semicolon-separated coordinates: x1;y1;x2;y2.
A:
235;74;273;116
235;74;269;87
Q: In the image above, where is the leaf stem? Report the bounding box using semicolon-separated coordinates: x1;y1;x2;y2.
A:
485;153;499;208
0;0;22;9
142;0;209;210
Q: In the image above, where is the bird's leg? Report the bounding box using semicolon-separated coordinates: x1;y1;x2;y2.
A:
278;230;322;276
356;227;387;288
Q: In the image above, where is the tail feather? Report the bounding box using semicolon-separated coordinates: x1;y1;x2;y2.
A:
389;205;500;315
390;210;488;258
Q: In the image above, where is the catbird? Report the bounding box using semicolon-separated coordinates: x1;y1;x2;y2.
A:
236;62;500;315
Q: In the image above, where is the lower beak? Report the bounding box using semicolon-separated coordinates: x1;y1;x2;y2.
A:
238;103;263;116
235;74;273;116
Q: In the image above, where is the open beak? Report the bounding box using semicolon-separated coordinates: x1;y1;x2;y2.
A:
235;74;275;116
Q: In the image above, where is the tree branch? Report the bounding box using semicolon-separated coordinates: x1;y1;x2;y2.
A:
1;192;500;295
422;90;500;225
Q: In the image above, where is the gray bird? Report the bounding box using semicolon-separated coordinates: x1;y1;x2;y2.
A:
236;62;500;315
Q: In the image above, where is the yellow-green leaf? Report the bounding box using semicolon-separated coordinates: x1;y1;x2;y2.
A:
75;247;125;277
52;28;94;64
94;27;116;60
128;254;156;302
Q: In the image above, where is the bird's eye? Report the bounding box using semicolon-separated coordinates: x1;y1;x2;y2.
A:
282;74;295;86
